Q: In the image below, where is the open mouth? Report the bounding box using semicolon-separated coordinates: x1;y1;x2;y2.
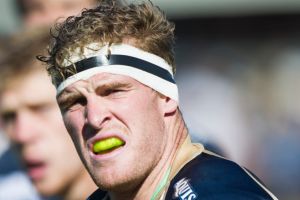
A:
93;137;125;155
25;161;46;180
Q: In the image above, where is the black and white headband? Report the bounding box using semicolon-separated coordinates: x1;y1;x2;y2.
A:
57;43;178;102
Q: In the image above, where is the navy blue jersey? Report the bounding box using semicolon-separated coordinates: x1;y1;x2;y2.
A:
87;147;277;200
164;152;277;200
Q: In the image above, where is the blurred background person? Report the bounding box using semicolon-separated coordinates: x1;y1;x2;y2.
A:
17;0;97;29
0;0;98;199
0;30;97;200
0;33;40;200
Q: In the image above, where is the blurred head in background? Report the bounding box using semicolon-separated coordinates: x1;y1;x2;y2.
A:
0;29;97;200
17;0;97;29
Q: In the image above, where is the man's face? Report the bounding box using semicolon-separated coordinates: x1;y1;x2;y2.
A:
22;0;95;28
57;73;169;190
0;68;86;196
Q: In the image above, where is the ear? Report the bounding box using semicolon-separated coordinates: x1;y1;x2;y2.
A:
162;96;178;116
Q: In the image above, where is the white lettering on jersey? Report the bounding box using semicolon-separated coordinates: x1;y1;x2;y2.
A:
174;178;197;200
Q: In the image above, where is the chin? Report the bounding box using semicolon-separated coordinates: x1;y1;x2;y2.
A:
97;180;135;193
37;188;57;198
35;182;61;197
94;176;121;190
94;170;145;193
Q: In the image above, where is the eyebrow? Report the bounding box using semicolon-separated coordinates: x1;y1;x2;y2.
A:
56;81;132;107
95;81;132;93
57;91;81;110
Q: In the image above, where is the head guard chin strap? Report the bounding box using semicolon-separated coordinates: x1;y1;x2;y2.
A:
57;43;179;102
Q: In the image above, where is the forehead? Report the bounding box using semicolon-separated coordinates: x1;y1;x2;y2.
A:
70;73;141;88
0;69;56;111
90;72;138;83
61;73;149;94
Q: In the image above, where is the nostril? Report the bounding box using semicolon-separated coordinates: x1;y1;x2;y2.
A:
85;113;109;129
82;123;99;141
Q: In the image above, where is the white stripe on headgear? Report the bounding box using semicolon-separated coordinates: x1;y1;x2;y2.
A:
57;43;178;102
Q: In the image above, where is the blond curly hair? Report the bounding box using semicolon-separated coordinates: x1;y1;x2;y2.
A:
38;0;175;87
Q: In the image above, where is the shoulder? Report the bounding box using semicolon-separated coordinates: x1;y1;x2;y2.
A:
165;151;278;200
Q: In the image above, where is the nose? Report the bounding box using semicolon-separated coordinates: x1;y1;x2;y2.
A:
84;96;111;129
10;110;37;144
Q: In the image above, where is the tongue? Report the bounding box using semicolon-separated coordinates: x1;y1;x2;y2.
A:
93;137;125;154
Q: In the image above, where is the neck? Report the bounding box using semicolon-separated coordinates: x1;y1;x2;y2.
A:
109;111;188;200
62;170;97;200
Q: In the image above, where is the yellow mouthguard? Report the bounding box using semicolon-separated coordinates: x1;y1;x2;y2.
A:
93;137;125;153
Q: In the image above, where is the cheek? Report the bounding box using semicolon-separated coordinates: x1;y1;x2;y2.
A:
63;111;83;134
118;94;161;121
127;99;166;146
62;112;85;149
44;117;73;152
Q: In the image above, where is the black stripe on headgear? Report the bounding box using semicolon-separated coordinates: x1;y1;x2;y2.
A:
69;54;176;84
